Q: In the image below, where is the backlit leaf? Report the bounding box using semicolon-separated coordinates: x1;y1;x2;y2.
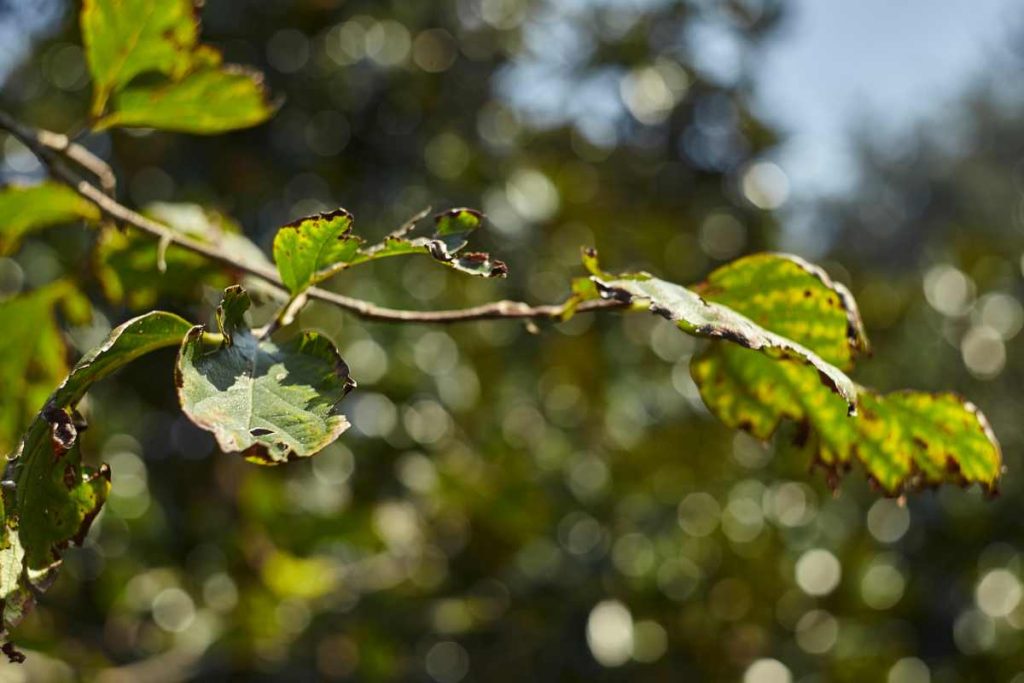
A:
96;66;276;134
692;252;870;368
272;207;506;296
81;0;198;115
83;0;275;133
688;254;1001;493
587;251;858;411
0;183;100;254
350;208;508;278
273;209;360;295
175;286;355;464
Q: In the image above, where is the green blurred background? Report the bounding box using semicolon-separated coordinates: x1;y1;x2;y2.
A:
2;0;1024;680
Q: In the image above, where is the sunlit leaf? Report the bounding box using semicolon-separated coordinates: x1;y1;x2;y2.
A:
273;209;360;295
83;0;275;133
587;251;858;410
2;310;191;646
688;254;1001;493
0;183;99;254
175;286;355;464
81;0;198;116
272;207;506;296
350;208;508;278
692;252;870;368
96;66;276;134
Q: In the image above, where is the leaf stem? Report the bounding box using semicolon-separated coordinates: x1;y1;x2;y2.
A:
0;111;627;324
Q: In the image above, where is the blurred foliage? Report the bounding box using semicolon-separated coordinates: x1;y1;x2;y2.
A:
0;0;1022;681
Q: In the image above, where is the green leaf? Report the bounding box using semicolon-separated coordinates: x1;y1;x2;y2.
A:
351;208;508;278
49;311;193;408
272;208;507;296
587;253;858;411
175;286;356;464
687;253;1001;494
96;201;271;309
96;66;276;134
3;310;191;643
0;183;100;254
82;0;275;133
81;0;199;116
0;283;84;456
273;209;360;295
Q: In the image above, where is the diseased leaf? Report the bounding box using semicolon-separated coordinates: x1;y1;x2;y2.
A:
81;0;198;115
273;209;360;295
687;253;1001;494
693;252;870;369
96;66;276;134
272;208;506;296
586;252;858;411
96;201;271;309
0;183;100;254
3;310;191;646
351;208;508;278
175;286;355;464
693;346;1002;493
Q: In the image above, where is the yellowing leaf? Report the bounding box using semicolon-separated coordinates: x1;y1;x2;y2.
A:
693;346;1001;493
0;183;99;254
688;253;1001;494
587;253;858;411
693;252;869;369
81;0;198;116
96;66;276;134
82;0;276;134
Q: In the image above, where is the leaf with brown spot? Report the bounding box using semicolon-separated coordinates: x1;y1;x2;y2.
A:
272;207;506;297
175;286;356;463
687;254;1001;494
2;309;191;646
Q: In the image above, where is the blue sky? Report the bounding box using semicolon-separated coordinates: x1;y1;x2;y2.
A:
754;0;1021;198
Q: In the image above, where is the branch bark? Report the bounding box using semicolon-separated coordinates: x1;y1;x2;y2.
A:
0;111;626;324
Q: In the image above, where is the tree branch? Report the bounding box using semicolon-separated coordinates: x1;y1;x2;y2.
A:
0;111;626;324
35;128;117;199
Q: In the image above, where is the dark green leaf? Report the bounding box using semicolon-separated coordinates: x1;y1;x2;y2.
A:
3;310;191;642
175;287;355;464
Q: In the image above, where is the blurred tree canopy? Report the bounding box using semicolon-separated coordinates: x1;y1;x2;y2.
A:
0;0;1022;681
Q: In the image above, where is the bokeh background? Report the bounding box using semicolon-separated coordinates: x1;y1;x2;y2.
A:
1;0;1024;680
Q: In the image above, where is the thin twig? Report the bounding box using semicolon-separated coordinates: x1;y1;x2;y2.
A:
32;128;116;198
0;111;627;324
